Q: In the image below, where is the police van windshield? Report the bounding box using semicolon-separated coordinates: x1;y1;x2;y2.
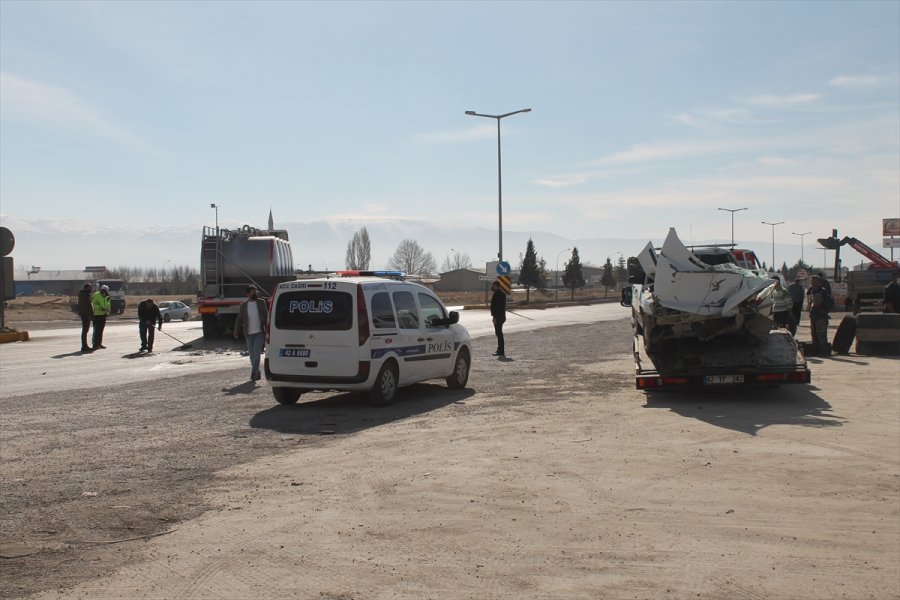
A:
274;291;353;330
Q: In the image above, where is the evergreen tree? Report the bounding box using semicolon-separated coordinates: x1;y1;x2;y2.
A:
537;257;548;290
600;257;615;296
561;247;586;300
517;238;542;303
614;255;627;284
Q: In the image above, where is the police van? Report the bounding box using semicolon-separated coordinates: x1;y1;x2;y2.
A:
265;273;472;405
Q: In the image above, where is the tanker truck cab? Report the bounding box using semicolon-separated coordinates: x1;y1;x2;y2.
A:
265;275;472;406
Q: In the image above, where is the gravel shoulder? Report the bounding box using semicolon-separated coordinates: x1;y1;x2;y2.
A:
2;318;898;599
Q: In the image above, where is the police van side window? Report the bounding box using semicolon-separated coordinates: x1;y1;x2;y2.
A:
371;292;397;329
418;293;446;327
392;291;420;330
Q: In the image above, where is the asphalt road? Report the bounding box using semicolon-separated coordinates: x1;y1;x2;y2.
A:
0;303;626;398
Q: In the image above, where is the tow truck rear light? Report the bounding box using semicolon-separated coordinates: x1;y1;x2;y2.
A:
357;284;370;346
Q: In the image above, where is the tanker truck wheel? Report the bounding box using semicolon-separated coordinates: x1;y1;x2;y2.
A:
202;314;217;339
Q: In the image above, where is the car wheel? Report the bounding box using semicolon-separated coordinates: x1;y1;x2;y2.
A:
163;314;171;322
368;361;398;406
273;387;303;405
446;347;470;389
182;312;190;321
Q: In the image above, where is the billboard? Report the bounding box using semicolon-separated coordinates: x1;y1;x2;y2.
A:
884;218;900;237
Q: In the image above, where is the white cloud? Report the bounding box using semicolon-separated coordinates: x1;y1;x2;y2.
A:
743;93;820;107
828;74;890;89
757;156;798;167
532;173;590;188
413;125;497;144
0;71;145;149
588;139;747;166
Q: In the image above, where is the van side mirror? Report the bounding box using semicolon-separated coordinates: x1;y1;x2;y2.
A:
620;288;633;306
447;311;460;325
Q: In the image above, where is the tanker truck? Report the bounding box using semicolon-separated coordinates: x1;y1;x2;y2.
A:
198;225;295;339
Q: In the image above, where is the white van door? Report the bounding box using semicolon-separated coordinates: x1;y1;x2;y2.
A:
390;289;427;384
417;292;455;379
268;282;361;378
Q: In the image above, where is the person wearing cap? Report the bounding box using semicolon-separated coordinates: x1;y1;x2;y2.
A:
807;274;833;356
91;284;112;350
137;298;163;353
234;284;268;381
77;283;94;352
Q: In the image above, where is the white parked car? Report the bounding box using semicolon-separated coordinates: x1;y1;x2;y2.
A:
265;275;473;406
158;301;192;322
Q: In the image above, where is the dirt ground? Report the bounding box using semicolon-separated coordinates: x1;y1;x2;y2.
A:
1;312;898;599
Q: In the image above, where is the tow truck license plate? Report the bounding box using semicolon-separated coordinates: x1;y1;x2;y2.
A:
279;348;310;358
703;375;744;385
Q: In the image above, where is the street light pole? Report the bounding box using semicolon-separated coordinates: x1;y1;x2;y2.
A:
718;207;747;245
792;231;812;264
465;108;532;262
762;221;784;271
555;248;570;302
210;203;220;233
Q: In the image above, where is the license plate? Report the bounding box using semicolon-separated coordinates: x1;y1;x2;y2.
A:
703;375;744;385
279;348;310;358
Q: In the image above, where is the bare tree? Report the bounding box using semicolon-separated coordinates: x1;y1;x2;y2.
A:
388;239;436;276
440;250;473;273
345;227;372;270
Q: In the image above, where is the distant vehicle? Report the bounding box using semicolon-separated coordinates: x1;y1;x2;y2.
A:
158;301;191;322
197;225;295;338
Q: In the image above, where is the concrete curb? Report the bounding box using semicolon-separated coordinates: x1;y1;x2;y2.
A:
0;331;30;344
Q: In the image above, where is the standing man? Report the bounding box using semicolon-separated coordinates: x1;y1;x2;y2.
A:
77;283;94;352
91;284;112;350
787;277;805;328
808;274;833;356
137;298;163;353
234;284;268;381
883;271;900;313
490;280;507;357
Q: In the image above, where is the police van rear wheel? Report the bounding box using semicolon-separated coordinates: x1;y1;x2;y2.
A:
273;387;303;405
446;348;470;389
369;362;398;406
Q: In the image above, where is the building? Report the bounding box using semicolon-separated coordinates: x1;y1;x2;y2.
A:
13;267;105;297
433;268;489;292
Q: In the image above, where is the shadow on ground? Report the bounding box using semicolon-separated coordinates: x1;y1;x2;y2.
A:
250;384;475;436
642;385;840;436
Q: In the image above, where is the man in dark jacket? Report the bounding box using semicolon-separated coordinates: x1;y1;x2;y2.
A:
137;298;163;352
490;280;507;357
808;274;832;356
234;285;269;381
77;283;94;352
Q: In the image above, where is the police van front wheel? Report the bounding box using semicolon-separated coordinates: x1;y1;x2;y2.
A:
273;387;303;405
369;362;398;406
446;348;470;389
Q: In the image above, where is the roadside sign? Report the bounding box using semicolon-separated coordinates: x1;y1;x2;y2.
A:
883;219;900;237
496;275;512;294
478;276;494;281
883;238;900;248
496;261;511;276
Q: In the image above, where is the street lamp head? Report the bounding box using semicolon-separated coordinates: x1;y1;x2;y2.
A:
210;203;217;208
464;111;476;115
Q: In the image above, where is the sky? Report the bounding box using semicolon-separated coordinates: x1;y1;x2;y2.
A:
1;0;899;269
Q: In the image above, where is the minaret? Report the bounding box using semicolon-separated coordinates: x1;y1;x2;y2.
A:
268;207;274;230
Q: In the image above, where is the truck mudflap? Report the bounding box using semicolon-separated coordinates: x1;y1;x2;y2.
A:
633;332;811;389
